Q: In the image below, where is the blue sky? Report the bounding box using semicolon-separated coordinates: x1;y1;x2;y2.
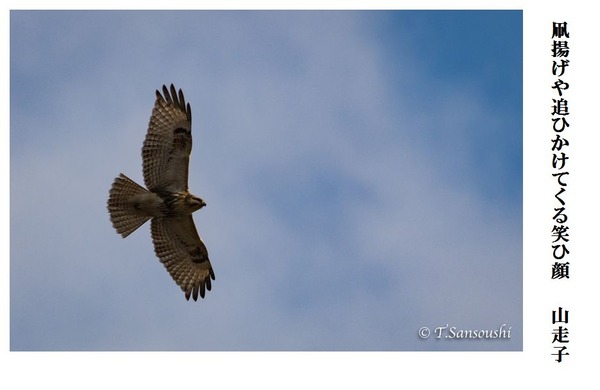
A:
10;10;522;351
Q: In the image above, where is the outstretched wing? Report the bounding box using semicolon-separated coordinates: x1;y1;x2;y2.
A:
151;216;215;301
142;84;192;193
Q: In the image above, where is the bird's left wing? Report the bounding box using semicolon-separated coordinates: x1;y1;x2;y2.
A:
142;84;192;193
150;216;215;301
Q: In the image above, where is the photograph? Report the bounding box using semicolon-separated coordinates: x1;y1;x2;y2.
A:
9;10;522;351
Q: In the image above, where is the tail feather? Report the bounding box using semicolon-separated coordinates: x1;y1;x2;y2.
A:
108;173;151;238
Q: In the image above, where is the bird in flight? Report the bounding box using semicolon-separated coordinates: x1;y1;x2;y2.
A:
107;84;214;301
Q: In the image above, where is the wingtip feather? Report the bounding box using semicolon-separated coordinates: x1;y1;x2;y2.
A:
162;85;172;104
170;84;179;107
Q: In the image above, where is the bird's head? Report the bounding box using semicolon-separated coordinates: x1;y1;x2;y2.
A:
186;193;206;212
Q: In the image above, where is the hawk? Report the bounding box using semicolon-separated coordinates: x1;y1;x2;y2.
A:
107;84;214;301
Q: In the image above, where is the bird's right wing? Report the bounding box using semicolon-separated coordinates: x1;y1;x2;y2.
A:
142;84;192;193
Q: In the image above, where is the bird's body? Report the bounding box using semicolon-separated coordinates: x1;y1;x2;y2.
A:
107;84;214;301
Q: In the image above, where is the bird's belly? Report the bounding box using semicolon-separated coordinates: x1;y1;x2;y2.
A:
128;192;166;217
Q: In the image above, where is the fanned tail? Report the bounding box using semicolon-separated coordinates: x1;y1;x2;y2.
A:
107;173;151;238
